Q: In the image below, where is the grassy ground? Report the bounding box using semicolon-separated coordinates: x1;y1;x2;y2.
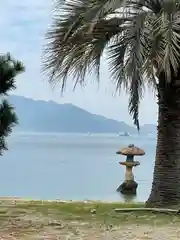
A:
0;200;180;239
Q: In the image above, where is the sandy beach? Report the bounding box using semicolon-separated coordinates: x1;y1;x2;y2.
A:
0;199;179;239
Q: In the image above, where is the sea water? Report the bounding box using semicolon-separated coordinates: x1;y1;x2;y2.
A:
0;133;156;202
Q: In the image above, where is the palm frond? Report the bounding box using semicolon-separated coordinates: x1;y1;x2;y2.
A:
43;16;124;91
42;0;127;80
108;10;149;130
159;12;180;81
108;42;127;91
43;0;180;130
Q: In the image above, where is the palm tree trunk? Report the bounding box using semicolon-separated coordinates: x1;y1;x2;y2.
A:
146;75;180;208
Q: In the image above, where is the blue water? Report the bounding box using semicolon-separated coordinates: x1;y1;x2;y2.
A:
0;133;156;202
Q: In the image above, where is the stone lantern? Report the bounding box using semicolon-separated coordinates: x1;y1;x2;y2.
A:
116;144;145;195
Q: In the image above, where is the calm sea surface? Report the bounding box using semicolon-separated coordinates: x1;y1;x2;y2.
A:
0;133;156;202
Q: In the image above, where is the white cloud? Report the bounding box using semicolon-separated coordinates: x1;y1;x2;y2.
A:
0;1;157;125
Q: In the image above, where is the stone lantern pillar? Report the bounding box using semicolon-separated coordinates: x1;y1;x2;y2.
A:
116;144;145;195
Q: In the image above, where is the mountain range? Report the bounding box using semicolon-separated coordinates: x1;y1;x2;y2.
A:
6;95;156;134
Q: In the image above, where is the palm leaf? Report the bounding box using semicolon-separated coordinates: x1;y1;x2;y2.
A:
43;0;180;129
43;17;124;91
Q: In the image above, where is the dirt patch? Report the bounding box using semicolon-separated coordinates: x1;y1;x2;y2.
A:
0;200;179;239
1;222;180;239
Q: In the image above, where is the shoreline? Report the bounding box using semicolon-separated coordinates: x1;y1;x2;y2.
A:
0;199;179;239
0;197;139;203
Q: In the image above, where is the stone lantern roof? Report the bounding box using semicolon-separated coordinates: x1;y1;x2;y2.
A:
116;144;145;156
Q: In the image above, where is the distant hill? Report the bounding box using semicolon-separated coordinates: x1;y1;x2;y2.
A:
140;124;157;135
6;95;155;134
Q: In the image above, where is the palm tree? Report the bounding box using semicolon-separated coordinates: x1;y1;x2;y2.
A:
43;0;180;208
0;53;24;155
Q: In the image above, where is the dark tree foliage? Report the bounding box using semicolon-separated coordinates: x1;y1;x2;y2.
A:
0;53;24;155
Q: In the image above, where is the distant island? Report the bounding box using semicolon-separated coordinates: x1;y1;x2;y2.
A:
7;95;156;134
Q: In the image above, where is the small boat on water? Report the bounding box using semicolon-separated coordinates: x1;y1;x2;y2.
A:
118;132;130;137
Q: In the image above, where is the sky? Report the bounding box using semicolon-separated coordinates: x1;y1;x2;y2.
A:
0;0;157;125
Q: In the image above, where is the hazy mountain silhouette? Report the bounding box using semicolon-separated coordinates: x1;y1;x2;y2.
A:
140;124;157;135
7;95;155;134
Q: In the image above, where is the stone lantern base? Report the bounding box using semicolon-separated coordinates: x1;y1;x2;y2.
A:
117;180;138;195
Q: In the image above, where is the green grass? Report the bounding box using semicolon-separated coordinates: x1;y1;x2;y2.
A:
15;201;144;215
5;200;180;226
0;200;180;240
